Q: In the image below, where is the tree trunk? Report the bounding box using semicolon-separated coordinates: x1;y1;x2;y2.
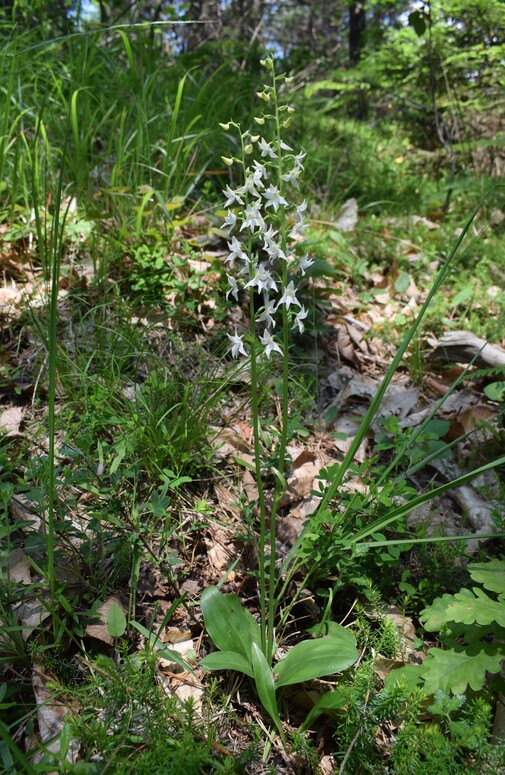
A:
349;1;366;65
348;1;367;118
184;0;222;51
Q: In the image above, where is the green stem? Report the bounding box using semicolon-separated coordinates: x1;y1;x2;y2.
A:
249;285;268;654
234;125;269;654
266;71;290;661
46;130;70;636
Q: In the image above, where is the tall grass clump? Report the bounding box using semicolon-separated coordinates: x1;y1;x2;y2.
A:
1;24;266;270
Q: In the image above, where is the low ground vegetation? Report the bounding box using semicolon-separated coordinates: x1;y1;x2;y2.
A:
0;10;505;774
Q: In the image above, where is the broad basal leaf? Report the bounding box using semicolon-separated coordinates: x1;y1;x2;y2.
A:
201;586;262;662
468;559;505;595
301;687;349;731
251;642;283;738
307;621;356;646
420;645;505;695
200;650;254;678
275;635;358;688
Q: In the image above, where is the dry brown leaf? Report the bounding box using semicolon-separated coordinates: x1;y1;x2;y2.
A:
330;415;367;460
319;756;337;774
85;595;125;646
214;482;241;519
158;639;196;674
187;257;211;272
0;405;25;436
211;427;251;459
376;384;420;421
13;597;51;640
374;656;408;683
276;514;306;551
204;521;236;577
410;215;440;230
400;388;479;429
278;458;324;508
336;323;358;362
291;447;317;468
290;494;320;521
162;626;192;644
325;372;419;431
242;467;259;503
32;662;79;763
381;605;423;662
333;197;358;232
447;404;497;442
6;548;32;585
173;679;204;712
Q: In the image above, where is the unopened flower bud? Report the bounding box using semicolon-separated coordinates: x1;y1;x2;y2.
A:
249;135;260;142
244;144;253;154
221;156;234;166
219;122;231;130
256;91;270;102
282;117;292;128
254;116;265;125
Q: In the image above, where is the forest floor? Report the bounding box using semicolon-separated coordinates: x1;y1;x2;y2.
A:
1;183;505;773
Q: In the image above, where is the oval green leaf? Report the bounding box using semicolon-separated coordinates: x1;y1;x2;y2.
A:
201;586;262;662
200;650;254;678
307;621;356;644
483;381;505;402
275;636;358;688
301;687;349;731
394;272;411;294
106;602;126;638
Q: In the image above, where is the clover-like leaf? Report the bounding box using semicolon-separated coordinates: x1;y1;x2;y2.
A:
201;586;262;663
275;634;358;688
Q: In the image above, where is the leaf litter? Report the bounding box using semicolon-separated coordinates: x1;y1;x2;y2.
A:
1;204;504;770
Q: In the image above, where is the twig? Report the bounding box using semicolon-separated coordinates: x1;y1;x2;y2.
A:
338;688;370;774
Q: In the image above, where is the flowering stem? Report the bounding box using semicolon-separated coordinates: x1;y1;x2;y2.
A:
220;58;309;662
